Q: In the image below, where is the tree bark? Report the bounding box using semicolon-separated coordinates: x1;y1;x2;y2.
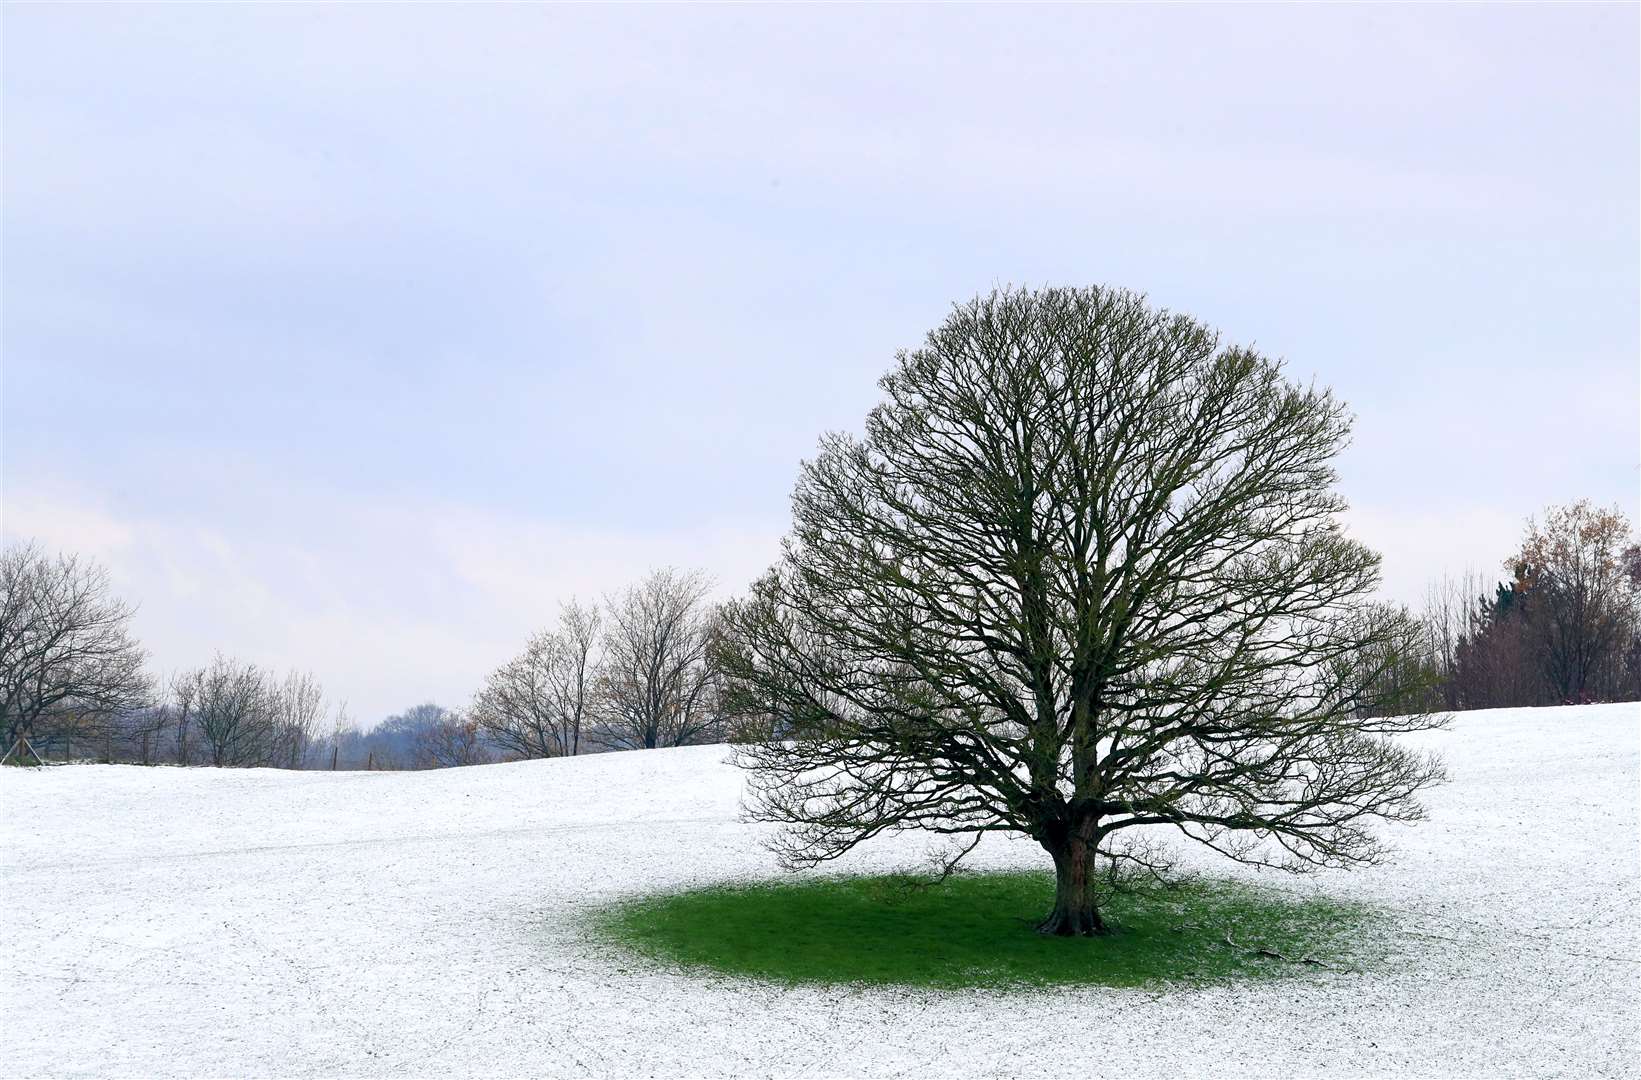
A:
1037;831;1107;936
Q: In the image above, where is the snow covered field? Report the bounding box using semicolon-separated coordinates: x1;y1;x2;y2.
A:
3;703;1637;1079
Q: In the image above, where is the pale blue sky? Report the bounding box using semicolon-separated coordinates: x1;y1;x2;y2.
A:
4;4;1636;723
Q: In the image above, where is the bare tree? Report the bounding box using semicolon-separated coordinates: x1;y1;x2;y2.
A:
1622;544;1641;701
714;286;1446;936
272;670;326;769
1419;571;1484;710
326;700;352;769
558;600;601;756
596;570;721;750
0;543;150;763
175;656;275;767
171;672;198;765
1512;500;1638;703
473;601;602;758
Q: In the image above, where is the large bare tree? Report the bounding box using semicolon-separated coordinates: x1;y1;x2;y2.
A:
714;286;1446;936
596;570;721;750
473;600;602;758
0;543;150;762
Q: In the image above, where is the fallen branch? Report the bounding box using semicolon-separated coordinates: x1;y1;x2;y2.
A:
1223;931;1330;968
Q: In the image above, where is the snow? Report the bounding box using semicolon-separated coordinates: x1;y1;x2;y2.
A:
3;702;1638;1078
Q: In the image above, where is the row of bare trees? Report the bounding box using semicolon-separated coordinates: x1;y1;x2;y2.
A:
253;561;732;770
7;489;1632;770
470;568;726;757
1;543;338;766
34;658;332;769
295;564;730;768
155;660;330;768
1;540;730;768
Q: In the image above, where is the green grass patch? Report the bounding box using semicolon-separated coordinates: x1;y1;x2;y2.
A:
592;870;1381;990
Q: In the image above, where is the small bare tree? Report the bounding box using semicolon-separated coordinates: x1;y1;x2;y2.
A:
472;600;602;758
272;671;326;769
596;570;722;750
0;543;150;763
171;672;198;765
326;700;352;769
1419;571;1484;710
715;286;1447;935
176;656;275;767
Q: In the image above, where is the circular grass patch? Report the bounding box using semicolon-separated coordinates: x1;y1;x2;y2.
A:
593;871;1380;989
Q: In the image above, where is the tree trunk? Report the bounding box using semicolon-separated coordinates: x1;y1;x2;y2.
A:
1037;831;1107;936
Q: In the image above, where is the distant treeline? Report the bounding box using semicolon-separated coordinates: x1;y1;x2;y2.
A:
2;545;730;768
5;499;1638;768
1366;500;1640;714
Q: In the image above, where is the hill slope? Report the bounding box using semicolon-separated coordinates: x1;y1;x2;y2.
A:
3;703;1638;1078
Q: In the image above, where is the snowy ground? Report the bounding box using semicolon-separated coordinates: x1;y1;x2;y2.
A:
3;703;1638;1079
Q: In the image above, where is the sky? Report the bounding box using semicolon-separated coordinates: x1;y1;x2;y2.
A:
3;4;1637;724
